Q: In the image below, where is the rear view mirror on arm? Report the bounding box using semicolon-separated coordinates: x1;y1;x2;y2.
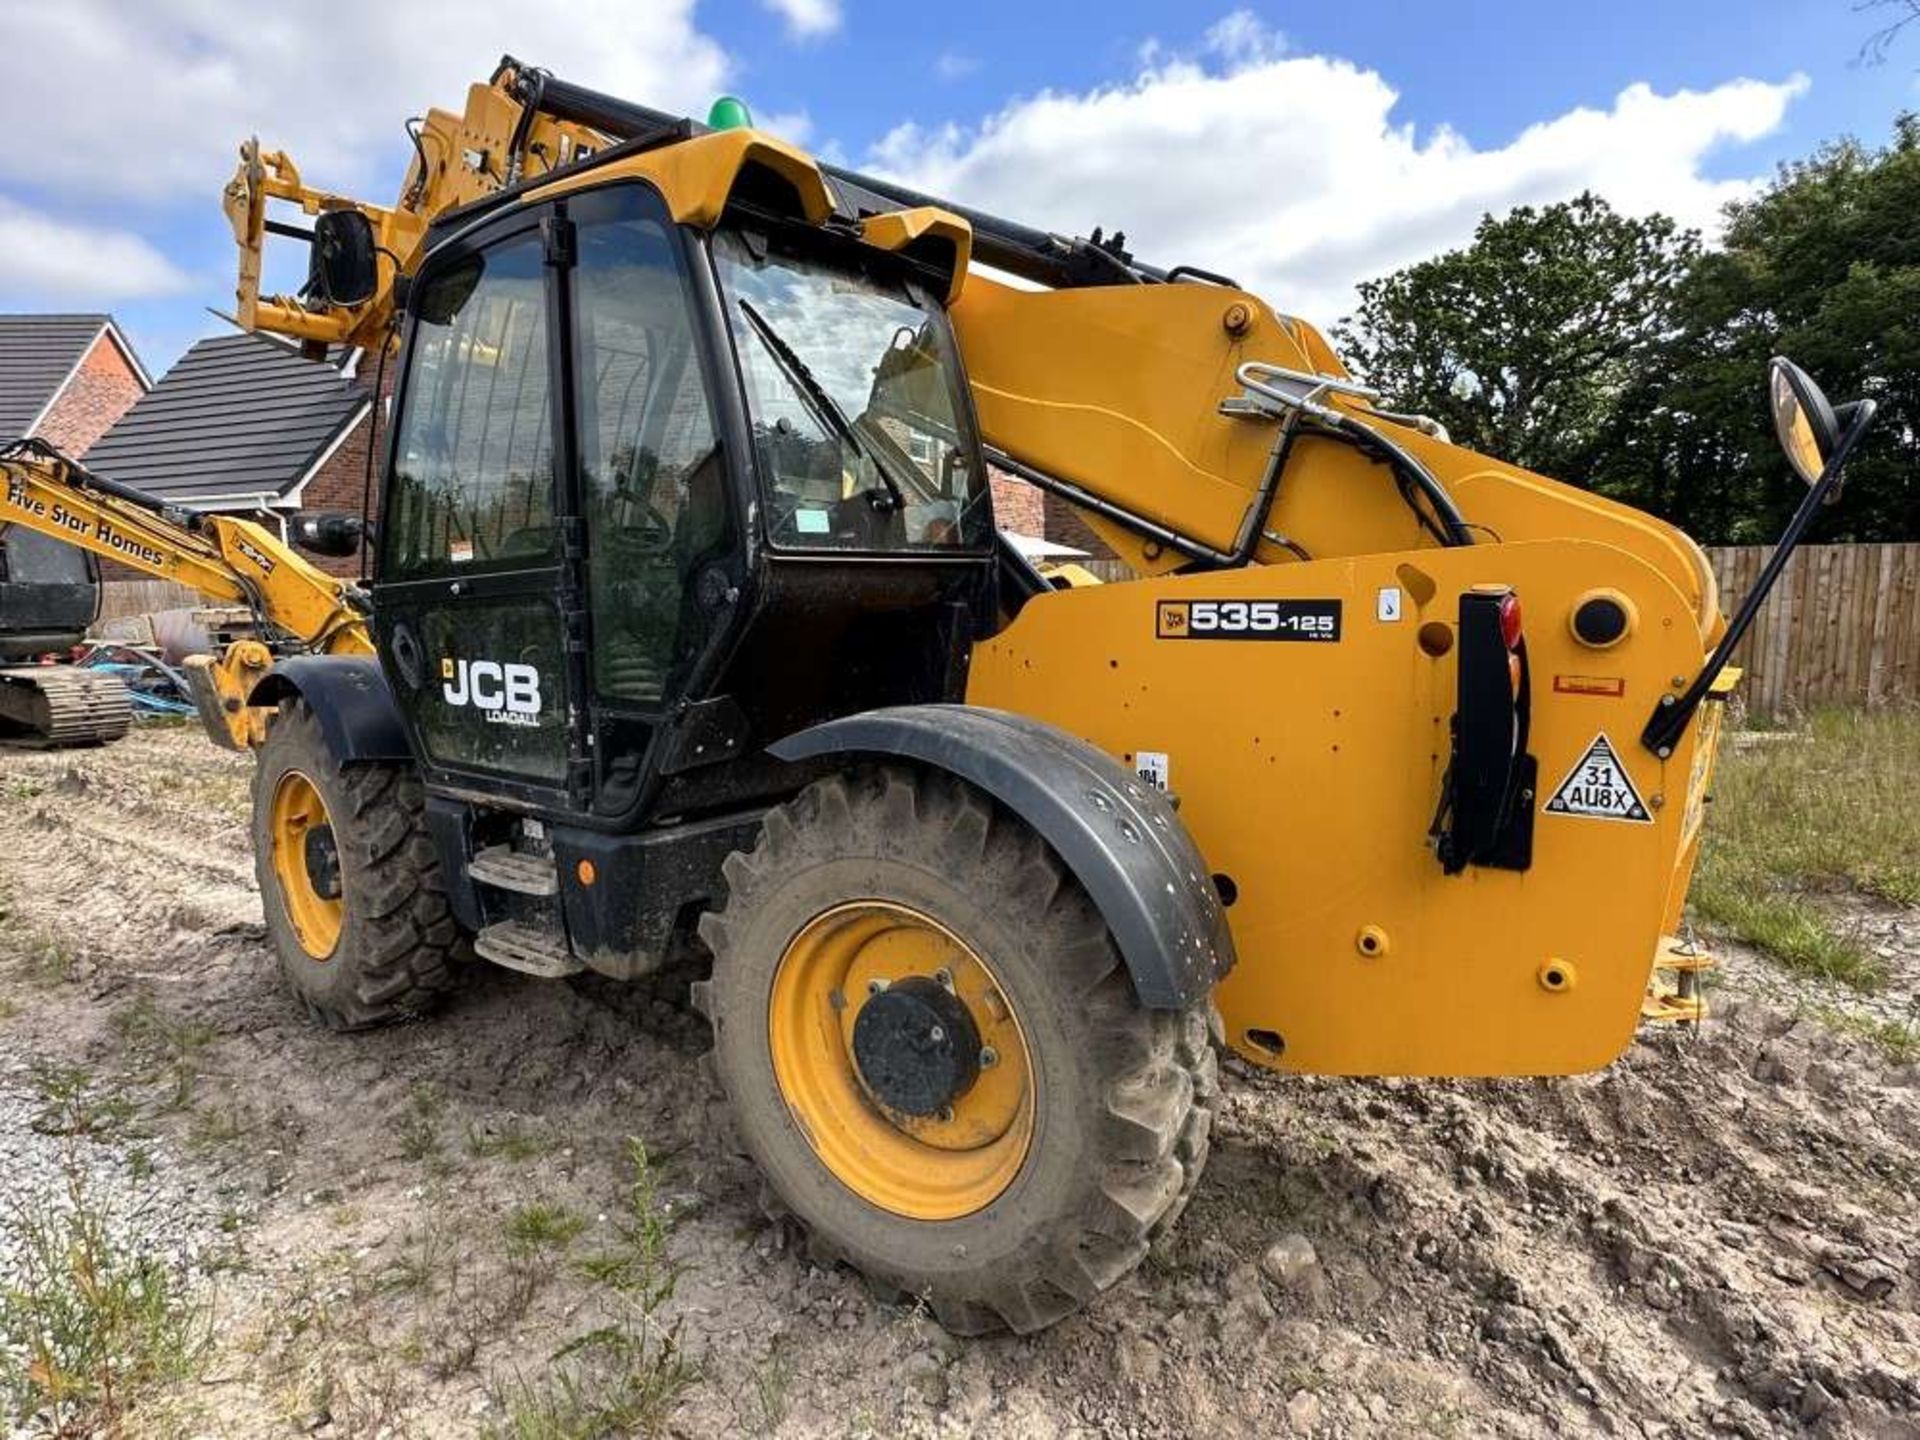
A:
1769;357;1841;488
1644;357;1878;757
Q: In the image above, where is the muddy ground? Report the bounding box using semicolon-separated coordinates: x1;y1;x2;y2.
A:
0;727;1915;1438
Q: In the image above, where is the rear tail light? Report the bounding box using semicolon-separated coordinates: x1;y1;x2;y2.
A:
1498;592;1523;650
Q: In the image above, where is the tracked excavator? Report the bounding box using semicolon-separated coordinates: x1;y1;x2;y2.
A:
0;524;132;747
0;58;1878;1333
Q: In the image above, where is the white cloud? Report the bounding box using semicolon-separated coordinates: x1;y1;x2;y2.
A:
761;0;843;39
866;33;1808;327
935;52;981;82
0;1;733;203
0;198;190;304
1202;10;1286;66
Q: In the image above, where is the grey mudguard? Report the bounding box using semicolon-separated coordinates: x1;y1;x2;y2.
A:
769;704;1235;1009
249;656;411;762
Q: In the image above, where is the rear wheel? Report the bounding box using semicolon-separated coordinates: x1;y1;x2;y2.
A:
697;766;1218;1334
252;698;463;1030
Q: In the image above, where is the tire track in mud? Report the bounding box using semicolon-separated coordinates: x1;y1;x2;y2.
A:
0;732;262;978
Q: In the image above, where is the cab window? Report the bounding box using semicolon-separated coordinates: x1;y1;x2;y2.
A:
386;233;554;579
713;229;988;552
570;186;729;705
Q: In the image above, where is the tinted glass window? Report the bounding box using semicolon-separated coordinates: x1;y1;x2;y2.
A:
713;231;988;552
572;189;728;705
386;235;554;579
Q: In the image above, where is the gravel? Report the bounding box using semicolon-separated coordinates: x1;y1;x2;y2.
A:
0;1062;240;1437
0;1068;237;1289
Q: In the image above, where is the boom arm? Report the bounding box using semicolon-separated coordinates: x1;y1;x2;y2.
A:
1;440;370;746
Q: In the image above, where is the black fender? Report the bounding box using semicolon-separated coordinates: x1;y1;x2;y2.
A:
249;656;412;763
769;704;1234;1009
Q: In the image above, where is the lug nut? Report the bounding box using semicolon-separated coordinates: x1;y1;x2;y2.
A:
866;977;889;995
934;967;954;989
929;1024;946;1043
979;1046;999;1068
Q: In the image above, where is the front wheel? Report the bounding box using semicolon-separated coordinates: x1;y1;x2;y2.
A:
252;698;464;1030
696;766;1217;1334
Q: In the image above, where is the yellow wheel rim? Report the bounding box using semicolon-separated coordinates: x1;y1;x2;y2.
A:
768;902;1034;1221
269;770;343;960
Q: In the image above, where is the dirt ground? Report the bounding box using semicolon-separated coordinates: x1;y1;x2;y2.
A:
1;726;1916;1439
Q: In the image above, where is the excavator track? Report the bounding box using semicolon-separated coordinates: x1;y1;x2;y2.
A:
0;666;133;749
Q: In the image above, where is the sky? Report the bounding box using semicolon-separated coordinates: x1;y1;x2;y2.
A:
0;0;1913;378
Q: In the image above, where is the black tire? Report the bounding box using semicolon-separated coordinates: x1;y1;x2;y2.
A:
695;765;1218;1335
251;698;464;1031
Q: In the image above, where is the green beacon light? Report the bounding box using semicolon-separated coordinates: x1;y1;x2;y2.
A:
707;96;754;131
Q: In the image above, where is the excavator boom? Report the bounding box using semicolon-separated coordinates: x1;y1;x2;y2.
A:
0;438;369;748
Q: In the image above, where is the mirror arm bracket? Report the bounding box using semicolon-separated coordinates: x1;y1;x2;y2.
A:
1640;398;1877;758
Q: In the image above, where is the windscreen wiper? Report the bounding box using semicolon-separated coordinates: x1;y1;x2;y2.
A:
734;297;907;514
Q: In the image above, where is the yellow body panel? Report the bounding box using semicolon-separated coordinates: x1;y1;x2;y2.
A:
521;127;835;229
953;277;1720;638
970;539;1722;1076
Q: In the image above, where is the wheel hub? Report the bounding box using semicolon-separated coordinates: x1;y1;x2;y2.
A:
766;901;1034;1220
268;769;344;960
851;976;982;1117
303;824;342;900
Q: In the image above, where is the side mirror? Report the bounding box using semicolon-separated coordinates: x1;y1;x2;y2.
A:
1644;359;1876;756
307;209;379;309
1769;356;1840;487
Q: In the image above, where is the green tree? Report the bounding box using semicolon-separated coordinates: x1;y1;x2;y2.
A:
1603;115;1920;543
1333;194;1699;482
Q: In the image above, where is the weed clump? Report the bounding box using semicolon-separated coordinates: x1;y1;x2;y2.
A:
0;1156;209;1433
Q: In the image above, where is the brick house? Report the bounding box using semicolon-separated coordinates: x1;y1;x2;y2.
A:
86;332;382;578
0;313;151;455
0;315;153;635
987;469;1111;562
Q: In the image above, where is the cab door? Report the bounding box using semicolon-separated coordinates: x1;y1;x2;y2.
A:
566;183;742;818
376;183;742;817
376;203;581;805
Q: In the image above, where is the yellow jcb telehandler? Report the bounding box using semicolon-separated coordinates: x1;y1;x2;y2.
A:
0;57;1878;1332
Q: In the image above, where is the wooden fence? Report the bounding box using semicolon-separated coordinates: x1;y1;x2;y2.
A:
1704;542;1920;718
1070;544;1920;718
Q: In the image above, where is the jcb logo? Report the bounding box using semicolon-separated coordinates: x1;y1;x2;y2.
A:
441;657;541;727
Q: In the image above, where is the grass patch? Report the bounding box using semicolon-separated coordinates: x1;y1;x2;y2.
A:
1692;707;1919;990
30;1062;139;1141
1805;1005;1920;1065
467;1118;557;1163
18;931;79;988
489;1139;693;1438
0;1153;210;1432
112;995;215;1110
504;1202;586;1254
485;1320;696;1440
397;1083;446;1163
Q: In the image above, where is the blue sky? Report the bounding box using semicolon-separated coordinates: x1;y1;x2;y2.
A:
0;0;1912;380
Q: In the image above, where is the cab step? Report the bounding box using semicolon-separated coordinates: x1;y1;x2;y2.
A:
469;844;559;897
473;919;583;978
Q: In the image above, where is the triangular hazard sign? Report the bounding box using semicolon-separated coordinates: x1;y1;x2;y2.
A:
1544;732;1652;823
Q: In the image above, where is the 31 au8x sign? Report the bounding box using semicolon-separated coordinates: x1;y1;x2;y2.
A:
1544;733;1652;823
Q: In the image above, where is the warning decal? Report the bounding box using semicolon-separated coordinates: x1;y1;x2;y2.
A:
1544;732;1653;823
